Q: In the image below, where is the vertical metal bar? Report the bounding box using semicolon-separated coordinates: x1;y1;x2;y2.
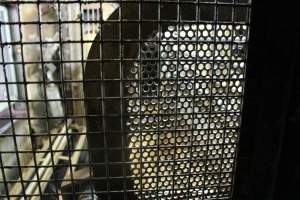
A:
0;152;9;199
171;0;181;198
81;0;96;199
200;2;218;199
98;1;111;199
155;0;162;199
187;1;200;199
118;1;127;200
138;1;143;199
56;1;76;199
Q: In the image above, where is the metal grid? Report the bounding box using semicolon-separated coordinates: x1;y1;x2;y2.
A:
0;0;251;199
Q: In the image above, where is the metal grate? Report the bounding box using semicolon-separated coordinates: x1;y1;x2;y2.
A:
0;0;251;199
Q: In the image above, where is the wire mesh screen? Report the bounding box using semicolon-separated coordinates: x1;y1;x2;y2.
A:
0;0;251;199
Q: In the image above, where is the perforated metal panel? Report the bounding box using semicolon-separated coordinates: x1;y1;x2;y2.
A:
125;23;247;199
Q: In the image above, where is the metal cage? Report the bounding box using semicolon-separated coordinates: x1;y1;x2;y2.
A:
0;1;252;199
